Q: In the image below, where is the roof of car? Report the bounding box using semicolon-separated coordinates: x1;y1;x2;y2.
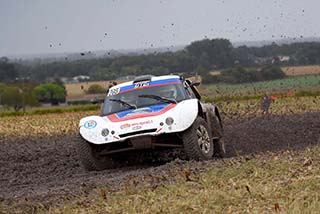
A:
109;75;181;90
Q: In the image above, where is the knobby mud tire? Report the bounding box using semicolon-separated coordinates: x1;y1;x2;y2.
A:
182;117;214;160
77;136;115;171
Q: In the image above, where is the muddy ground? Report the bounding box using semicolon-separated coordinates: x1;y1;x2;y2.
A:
0;112;319;208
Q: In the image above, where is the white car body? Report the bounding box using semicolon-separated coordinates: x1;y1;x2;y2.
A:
79;75;199;145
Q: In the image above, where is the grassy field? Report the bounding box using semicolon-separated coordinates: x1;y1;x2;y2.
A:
0;104;99;117
203;74;320;97
215;96;320;120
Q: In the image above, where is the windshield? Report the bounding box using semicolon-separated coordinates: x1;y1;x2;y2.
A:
101;84;188;116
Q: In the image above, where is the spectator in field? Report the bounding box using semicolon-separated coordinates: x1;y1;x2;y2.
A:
260;94;273;114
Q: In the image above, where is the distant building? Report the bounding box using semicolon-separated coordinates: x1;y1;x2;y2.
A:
254;57;271;64
60;75;90;84
279;56;290;62
60;77;74;84
272;56;290;64
73;75;90;82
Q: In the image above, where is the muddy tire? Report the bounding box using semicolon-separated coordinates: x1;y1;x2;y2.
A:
77;137;114;171
212;116;225;158
182;117;214;160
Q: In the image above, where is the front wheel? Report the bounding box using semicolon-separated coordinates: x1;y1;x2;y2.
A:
182;117;214;160
77;136;114;171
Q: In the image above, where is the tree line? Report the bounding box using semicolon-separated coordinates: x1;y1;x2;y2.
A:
0;82;66;111
1;38;320;83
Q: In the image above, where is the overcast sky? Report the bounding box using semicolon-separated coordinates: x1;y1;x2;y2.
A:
0;0;319;57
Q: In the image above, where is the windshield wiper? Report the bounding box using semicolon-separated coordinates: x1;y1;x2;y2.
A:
109;99;137;109
139;94;177;104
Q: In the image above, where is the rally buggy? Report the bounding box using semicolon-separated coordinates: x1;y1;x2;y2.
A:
78;75;225;170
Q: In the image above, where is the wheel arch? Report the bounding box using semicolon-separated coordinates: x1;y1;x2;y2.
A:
197;101;205;119
214;106;223;129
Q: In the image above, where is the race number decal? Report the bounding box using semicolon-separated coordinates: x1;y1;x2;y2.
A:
107;87;120;96
134;81;150;88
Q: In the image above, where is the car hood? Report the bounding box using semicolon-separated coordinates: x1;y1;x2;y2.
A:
79;99;199;144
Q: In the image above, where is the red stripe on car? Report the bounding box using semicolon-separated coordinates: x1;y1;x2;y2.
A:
107;104;176;122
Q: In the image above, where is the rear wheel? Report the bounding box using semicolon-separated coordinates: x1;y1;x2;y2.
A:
182;117;214;160
77;136;114;171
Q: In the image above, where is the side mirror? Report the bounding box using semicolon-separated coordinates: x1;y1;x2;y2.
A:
185;80;201;100
190;80;201;87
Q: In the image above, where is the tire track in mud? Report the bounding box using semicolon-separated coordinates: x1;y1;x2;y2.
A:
224;112;320;156
0;112;319;204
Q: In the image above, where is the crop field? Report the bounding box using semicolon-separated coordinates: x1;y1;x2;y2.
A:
210;65;320;77
203;74;320;97
0;94;319;213
65;81;113;97
283;65;320;76
65;79;128;102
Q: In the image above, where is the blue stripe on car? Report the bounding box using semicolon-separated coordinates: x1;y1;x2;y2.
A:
119;78;180;93
116;103;169;118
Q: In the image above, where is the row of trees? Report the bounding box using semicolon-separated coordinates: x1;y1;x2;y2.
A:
2;39;320;83
201;65;286;84
0;83;66;111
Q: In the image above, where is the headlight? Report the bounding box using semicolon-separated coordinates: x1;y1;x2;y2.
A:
165;117;174;125
101;128;109;137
